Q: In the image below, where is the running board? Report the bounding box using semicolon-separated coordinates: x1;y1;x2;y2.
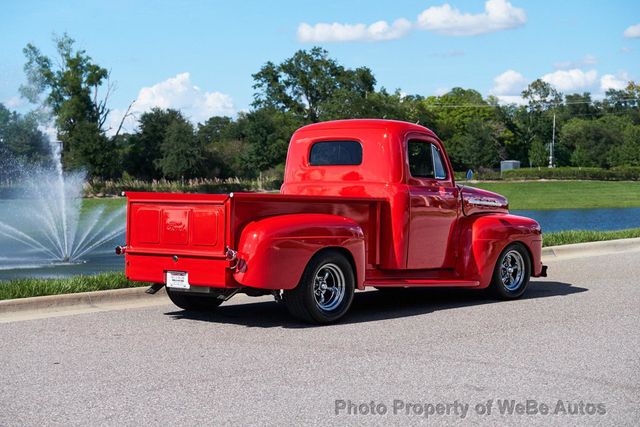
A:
365;279;480;288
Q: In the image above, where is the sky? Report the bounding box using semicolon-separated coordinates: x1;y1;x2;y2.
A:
1;0;639;134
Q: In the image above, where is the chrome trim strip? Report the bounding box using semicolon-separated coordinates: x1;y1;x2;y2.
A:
466;198;504;207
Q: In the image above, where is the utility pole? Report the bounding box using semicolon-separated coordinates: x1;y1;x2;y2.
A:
548;112;556;168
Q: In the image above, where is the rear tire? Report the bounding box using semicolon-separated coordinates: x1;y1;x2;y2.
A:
489;243;531;299
284;250;355;324
166;288;224;311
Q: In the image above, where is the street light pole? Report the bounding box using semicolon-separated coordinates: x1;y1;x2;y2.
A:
548;112;556;168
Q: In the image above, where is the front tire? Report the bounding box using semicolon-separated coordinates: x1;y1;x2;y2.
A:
284;250;355;324
166;288;224;311
489;243;531;299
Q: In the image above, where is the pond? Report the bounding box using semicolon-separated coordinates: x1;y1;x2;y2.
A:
511;207;640;233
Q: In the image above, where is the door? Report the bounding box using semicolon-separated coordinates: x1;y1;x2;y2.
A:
406;139;459;269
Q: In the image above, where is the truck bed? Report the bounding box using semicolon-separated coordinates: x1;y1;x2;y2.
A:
125;192;386;288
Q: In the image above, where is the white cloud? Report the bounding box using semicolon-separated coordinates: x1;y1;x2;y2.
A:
416;0;526;36
623;23;640;38
541;69;598;92
494;95;527;105
583;54;598;65
135;73;234;119
600;73;629;91
554;54;598;70
107;72;234;136
434;87;450;96
492;69;527;95
428;49;465;58
297;18;412;42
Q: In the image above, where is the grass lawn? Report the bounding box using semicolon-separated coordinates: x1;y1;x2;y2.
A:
542;228;640;247
468;180;640;210
0;272;147;300
81;197;126;212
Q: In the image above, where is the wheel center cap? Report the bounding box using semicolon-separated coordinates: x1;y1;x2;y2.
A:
320;283;327;291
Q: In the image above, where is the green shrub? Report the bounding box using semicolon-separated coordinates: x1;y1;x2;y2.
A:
502;167;640;181
457;167;640;181
85;176;282;197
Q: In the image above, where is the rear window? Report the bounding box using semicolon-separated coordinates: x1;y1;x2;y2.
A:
309;141;362;166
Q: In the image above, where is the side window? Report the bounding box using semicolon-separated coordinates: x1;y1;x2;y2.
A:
432;145;447;180
309;141;362;166
408;140;434;178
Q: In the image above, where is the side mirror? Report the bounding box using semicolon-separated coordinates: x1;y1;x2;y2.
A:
466;169;474;180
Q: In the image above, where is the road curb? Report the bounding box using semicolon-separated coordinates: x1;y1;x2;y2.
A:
543;237;640;259
0;286;167;315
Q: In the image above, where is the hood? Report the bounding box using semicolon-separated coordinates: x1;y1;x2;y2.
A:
459;185;509;216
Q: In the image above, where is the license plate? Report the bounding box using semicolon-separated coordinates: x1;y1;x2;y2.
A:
166;271;190;289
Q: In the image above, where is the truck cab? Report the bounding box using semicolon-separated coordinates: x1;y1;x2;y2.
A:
121;119;546;324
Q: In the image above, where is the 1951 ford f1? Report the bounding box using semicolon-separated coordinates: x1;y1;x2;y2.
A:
117;119;547;324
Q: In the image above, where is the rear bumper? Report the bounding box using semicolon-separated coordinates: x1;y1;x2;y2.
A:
125;253;236;288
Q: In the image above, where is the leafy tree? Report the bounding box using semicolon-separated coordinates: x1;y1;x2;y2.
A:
448;119;502;170
252;47;376;122
522;79;562;112
603;82;640;125
564;93;598;118
611;124;640;166
528;138;548;167
67;121;119;178
197;116;234;145
155;117;205;179
0;104;50;170
491;102;527;163
20;34;114;173
560;116;626;167
236;108;303;175
421;88;511;169
127;108;184;179
425;88;493;141
196;116;234;177
514;79;564;165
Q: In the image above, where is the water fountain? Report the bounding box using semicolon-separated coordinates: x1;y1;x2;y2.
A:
0;140;125;276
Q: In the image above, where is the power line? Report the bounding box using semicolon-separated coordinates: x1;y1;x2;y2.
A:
420;97;640;109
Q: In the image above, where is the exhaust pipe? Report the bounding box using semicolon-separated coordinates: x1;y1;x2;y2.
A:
146;283;165;294
115;245;127;255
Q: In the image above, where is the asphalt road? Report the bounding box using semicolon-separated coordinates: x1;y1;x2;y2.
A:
1;250;639;426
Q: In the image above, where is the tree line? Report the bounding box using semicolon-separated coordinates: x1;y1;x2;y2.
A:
1;35;639;182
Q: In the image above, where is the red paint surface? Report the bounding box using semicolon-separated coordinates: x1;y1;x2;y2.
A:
124;119;544;291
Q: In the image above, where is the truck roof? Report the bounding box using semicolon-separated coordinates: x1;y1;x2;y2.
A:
295;119;437;138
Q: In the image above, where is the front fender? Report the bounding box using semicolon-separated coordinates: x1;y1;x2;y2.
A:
456;214;543;287
233;214;365;290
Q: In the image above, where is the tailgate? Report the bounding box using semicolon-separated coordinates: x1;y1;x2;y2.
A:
124;192;232;287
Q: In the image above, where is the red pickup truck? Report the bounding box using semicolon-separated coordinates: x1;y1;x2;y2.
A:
119;119;546;324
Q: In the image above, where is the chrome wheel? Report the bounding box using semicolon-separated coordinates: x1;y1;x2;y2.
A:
284;250;355;324
313;263;346;312
500;249;525;291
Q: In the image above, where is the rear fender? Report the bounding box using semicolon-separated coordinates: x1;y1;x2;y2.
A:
233;214;365;290
456;214;543;287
